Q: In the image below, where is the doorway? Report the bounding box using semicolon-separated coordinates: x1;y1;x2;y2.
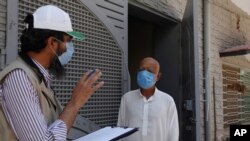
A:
128;3;184;140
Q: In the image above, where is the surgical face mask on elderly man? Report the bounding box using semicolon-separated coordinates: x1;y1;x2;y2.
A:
137;70;156;89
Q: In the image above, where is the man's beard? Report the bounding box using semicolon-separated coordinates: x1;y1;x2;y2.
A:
49;56;66;79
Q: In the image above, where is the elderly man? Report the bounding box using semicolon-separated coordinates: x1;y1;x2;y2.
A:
0;5;104;141
118;57;179;141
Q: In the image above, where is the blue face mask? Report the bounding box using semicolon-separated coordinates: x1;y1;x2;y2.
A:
58;41;74;65
137;70;156;89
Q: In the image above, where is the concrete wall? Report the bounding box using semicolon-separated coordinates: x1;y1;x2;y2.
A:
131;0;187;20
191;0;250;140
209;0;250;140
0;0;6;70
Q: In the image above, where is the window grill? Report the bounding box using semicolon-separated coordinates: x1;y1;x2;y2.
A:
222;64;242;128
222;64;250;129
240;70;250;124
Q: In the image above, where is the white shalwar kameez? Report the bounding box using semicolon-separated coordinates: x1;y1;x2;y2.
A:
117;88;179;141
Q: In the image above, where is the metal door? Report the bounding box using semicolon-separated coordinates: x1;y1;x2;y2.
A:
10;0;128;129
181;0;200;140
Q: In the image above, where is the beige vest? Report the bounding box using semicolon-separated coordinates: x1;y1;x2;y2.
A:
0;57;63;141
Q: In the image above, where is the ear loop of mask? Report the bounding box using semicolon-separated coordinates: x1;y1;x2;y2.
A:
49;38;64;57
48;38;66;78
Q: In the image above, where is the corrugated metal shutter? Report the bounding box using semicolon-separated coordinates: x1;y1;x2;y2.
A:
18;0;125;127
81;0;128;54
0;0;7;70
81;0;130;93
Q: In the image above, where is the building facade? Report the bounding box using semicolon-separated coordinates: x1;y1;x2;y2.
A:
208;0;250;140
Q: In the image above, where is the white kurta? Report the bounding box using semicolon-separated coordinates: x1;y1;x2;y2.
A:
117;88;179;141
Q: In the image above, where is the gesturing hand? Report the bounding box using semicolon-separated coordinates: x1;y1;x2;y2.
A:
71;69;104;109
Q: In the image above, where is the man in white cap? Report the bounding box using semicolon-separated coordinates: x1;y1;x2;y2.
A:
0;5;104;141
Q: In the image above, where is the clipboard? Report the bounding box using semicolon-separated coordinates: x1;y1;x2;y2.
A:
73;126;138;141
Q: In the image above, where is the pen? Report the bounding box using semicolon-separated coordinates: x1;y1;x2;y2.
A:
87;69;96;78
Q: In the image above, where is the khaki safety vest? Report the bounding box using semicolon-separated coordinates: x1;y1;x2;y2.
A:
0;57;63;141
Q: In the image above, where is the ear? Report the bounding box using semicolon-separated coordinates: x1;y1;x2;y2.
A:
47;37;58;49
156;72;161;82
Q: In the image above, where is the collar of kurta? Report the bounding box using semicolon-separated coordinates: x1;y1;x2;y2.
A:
139;88;158;102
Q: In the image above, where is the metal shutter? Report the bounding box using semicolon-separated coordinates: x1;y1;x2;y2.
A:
81;0;128;54
0;0;7;70
18;0;125;127
81;0;129;93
